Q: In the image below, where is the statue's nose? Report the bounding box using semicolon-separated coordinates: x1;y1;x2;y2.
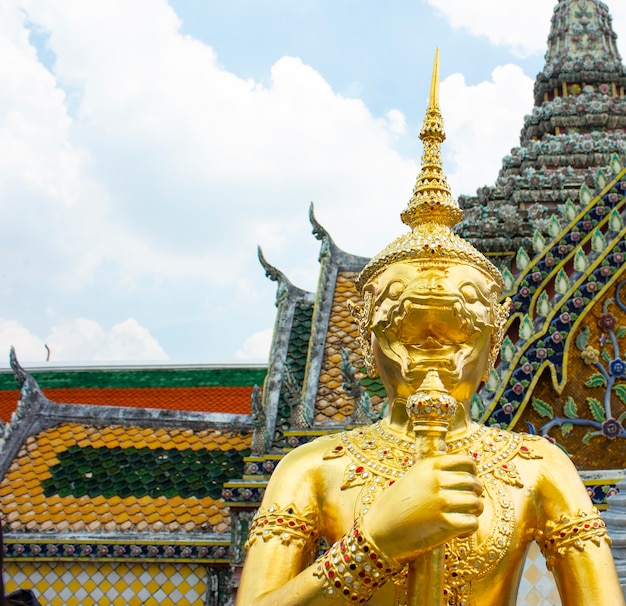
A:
409;277;445;293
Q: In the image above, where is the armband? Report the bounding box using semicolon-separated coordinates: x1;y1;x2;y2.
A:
535;508;611;569
245;503;319;551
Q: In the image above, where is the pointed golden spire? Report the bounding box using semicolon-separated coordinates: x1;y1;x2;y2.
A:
428;46;440;114
401;48;462;231
355;49;502;293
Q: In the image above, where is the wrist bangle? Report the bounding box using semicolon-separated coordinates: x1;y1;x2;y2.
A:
314;515;402;603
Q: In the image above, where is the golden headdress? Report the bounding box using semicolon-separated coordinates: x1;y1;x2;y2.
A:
355;50;503;293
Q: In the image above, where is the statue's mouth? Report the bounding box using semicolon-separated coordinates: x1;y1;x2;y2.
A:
373;293;482;380
385;295;479;344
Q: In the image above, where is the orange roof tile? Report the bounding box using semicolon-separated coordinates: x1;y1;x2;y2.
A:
0;385;254;423
0;423;252;535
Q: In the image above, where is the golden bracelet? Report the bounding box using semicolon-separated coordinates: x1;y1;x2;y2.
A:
314;515;402;603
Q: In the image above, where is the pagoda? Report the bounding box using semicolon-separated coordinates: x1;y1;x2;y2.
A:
458;0;626;260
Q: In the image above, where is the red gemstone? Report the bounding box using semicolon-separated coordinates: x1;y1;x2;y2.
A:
356;466;364;473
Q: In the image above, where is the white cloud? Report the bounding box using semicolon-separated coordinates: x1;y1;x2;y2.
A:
235;329;273;362
385;109;407;136
0;320;47;364
440;64;534;196
426;0;553;57
13;0;419;266
427;0;626;59
0;318;167;366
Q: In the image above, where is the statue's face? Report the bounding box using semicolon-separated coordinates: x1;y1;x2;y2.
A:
365;262;498;403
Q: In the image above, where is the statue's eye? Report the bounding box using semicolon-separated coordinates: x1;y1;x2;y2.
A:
460;284;479;304
388;281;405;300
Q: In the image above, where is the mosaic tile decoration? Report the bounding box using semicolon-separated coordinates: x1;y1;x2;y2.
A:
274;300;314;448
314;272;385;424
0;423;251;534
3;539;229;562
517;542;560;606
4;560;213;606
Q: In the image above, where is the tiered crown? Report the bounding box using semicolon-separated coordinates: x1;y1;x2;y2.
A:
355;50;503;293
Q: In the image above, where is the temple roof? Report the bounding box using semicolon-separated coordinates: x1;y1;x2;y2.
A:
0;364;266;423
1;422;250;537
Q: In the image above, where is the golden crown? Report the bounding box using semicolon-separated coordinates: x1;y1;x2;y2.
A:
355;50;503;293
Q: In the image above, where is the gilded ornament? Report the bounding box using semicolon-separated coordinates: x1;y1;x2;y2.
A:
535;509;610;569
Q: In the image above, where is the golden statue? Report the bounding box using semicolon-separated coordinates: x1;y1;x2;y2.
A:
236;52;625;606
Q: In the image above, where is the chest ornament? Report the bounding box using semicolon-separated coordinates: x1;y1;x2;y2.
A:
327;422;541;605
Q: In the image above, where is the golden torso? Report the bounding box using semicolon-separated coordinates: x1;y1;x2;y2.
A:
240;418;618;606
314;421;541;606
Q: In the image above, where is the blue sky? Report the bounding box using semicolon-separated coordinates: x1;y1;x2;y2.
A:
2;0;625;367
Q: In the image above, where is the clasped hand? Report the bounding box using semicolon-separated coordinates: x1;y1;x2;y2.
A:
363;454;483;564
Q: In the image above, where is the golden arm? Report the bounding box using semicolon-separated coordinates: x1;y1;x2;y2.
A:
235;441;402;605
534;443;625;606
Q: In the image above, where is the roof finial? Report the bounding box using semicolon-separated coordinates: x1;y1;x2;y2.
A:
400;48;462;231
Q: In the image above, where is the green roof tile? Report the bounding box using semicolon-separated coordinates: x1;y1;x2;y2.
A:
42;445;250;501
0;366;266;391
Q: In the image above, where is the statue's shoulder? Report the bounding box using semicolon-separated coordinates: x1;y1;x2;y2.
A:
272;431;344;476
263;432;346;505
507;428;567;460
494;427;581;483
